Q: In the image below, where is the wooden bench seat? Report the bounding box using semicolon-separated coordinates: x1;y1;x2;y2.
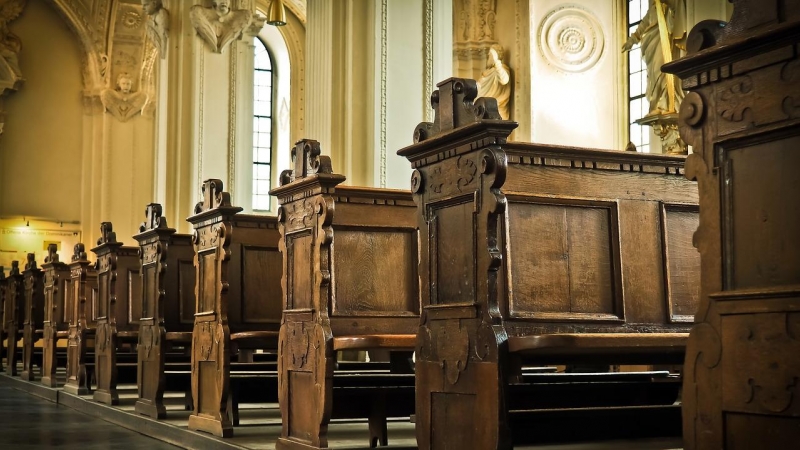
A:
186;180;283;437
507;333;688;364
42;244;71;387
3;261;23;376
20;254;45;381
271;140;420;450
399;77;700;449
63;243;98;396
132;203;196;419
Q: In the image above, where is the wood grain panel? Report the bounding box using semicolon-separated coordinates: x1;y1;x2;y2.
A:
507;198;619;320
725;137;800;289
128;269;142;324
179;260;195;323
198;252;216;314
288;232;312;310
142;266;156;319
97;273;109;318
663;206;700;322
433;201;475;305
241;246;282;323
333;228;417;315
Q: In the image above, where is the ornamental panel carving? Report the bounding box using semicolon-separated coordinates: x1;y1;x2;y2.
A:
538;6;605;73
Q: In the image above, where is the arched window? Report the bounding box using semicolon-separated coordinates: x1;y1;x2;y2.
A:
627;0;650;153
252;37;274;211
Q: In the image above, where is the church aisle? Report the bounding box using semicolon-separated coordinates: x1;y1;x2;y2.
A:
0;385;178;449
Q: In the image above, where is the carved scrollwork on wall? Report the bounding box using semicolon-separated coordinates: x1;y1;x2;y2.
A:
538;6;605;73
717;75;754;123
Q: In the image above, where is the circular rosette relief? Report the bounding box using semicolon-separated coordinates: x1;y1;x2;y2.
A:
539;6;605;73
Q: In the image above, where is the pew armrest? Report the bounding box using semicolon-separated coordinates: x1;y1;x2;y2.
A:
333;334;416;351
34;329;44;336
117;331;139;340
508;333;688;365
231;331;279;349
56;331;69;338
165;332;193;342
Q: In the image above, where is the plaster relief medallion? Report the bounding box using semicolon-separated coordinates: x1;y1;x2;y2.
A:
539;6;605;73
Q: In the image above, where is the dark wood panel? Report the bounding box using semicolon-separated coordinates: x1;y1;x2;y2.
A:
198;252;216;314
288;232;312;311
725;136;800;290
508;199;617;319
241;246;282;323
128;269;142;324
179;260;195;324
663;206;700;322
333;229;417;315
433;200;475;305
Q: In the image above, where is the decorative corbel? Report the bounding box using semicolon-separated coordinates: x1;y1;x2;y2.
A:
190;0;261;53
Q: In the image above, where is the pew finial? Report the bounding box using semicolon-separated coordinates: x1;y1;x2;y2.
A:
140;203;168;232
413;77;510;144
72;243;88;262
194;179;233;214
97;222;118;245
24;253;37;271
280;139;333;185
44;243;59;264
10;260;20;276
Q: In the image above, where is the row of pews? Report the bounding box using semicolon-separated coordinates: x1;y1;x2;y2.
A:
0;82;700;448
2;5;799;447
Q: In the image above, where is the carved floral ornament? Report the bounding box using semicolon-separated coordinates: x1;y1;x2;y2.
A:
539;6;605;73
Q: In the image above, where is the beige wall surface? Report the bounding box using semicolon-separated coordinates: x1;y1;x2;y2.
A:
1;1;83;223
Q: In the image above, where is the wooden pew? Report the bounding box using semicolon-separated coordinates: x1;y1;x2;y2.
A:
186;179;282;437
133;203;196;419
398;78;699;448
663;3;800;448
271;140;419;450
41;243;72;387
20;253;44;381
0;266;5;372
63;243;98;396
91;222;141;405
4;261;23;376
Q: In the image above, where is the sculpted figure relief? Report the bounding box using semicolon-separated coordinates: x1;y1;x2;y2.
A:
142;0;169;59
100;73;148;122
477;44;511;120
0;0;26;90
622;0;687;115
190;0;252;53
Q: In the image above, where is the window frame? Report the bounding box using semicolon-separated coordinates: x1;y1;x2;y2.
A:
252;36;276;212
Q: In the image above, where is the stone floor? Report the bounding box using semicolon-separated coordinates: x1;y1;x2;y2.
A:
0;368;683;450
0;384;179;449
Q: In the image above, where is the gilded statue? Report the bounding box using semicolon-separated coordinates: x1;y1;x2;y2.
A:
477;44;511;120
190;0;252;54
622;0;687;116
0;0;26;89
100;73;148;122
142;0;169;59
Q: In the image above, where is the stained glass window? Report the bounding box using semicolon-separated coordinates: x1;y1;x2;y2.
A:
253;37;274;211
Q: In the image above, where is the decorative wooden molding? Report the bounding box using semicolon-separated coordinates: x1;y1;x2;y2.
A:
140;203;168;231
194;179;235;214
97;222;118;246
23;253;36;272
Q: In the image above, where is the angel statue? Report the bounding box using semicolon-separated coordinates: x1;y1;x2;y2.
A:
100;72;148;122
0;0;26;91
477;44;511;120
622;0;687;116
142;0;169;59
190;0;252;54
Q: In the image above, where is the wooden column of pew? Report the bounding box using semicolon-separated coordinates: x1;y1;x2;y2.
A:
186;179;282;438
4;261;23;376
0;266;7;372
20;254;44;381
63;244;98;396
134;203;196;419
398;78;700;449
41;244;72;387
271;140;419;450
664;3;800;447
91;222;141;405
